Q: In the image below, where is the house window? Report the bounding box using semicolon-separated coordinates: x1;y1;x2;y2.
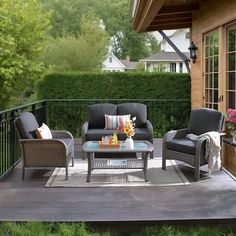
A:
204;31;219;109
179;63;183;73
109;57;112;63
185;32;190;39
226;24;236;109
170;63;176;72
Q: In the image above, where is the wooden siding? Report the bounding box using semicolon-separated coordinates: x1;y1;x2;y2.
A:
191;0;236;109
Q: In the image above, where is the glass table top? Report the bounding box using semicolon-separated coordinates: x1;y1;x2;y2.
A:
83;141;154;153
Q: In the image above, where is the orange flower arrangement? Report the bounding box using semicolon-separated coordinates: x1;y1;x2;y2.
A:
123;117;136;138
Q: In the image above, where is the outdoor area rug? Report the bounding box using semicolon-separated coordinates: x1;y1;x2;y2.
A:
45;158;190;187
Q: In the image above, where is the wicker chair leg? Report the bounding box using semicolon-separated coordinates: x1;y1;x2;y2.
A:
65;166;68;180
22;166;25;180
71;154;74;167
194;167;200;181
162;158;166;170
150;151;154;159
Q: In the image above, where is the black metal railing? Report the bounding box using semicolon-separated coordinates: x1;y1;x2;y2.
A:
0;99;190;179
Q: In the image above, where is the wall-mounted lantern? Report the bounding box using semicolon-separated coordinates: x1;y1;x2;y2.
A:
188;41;198;63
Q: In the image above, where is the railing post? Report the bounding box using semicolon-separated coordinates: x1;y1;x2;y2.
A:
10;110;16;166
42;100;47;124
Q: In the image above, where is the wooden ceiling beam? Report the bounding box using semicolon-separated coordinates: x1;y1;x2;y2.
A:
151;19;192;27
153;12;192;21
147;22;192;31
158;3;199;15
153;16;192;23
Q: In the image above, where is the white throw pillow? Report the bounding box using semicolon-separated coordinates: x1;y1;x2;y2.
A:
36;123;52;139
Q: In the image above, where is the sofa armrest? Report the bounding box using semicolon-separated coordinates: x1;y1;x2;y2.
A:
82;121;89;144
51;130;73;139
146;120;153;143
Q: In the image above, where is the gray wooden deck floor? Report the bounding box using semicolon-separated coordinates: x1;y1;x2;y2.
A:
0;139;235;225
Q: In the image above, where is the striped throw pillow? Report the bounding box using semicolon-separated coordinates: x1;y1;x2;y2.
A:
105;114;131;130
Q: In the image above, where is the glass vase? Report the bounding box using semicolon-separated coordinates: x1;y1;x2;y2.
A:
125;136;134;148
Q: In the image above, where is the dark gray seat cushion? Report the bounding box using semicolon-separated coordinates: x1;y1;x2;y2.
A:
117;103;147;128
14;112;39;139
189;108;224;135
166;138;197;155
88;103;117;129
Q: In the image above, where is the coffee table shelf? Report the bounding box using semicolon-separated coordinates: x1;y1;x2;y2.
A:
92;159;144;169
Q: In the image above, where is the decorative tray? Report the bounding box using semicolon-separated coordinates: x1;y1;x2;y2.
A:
98;141;121;148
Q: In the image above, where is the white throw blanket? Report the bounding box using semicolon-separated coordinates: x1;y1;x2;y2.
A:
186;131;223;174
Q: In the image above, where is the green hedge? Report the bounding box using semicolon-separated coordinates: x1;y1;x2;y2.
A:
37;72;190;99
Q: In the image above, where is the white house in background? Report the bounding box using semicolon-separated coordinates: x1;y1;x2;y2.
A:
140;29;190;73
102;52;125;72
160;29;190;52
102;53;138;72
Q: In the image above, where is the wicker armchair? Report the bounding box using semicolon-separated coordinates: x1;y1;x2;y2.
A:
14;112;74;180
162;108;224;181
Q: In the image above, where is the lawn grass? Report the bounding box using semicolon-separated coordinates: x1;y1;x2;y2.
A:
0;222;235;236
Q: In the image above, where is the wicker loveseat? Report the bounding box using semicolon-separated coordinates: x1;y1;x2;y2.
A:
81;103;154;158
14;112;74;180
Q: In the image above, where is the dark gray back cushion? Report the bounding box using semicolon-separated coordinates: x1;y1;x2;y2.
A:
189;108;224;135
88;103;117;128
117;103;147;128
14;112;39;139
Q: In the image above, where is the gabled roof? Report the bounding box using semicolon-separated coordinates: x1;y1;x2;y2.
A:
140;51;190;62
103;52;126;69
120;60;138;69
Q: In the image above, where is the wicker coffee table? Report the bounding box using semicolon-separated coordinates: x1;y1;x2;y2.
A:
83;141;154;182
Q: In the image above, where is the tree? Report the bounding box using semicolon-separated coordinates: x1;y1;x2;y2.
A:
91;0;160;61
39;13;109;71
0;0;50;109
40;0;160;61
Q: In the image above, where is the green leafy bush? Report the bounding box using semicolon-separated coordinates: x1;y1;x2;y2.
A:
0;223;235;236
37;72;190;100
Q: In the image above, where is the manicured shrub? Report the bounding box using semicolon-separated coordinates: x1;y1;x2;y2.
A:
37;72;190;100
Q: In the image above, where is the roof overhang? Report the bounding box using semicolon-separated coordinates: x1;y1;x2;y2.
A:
131;0;200;32
140;59;184;62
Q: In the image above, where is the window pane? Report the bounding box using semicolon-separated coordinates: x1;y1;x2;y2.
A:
214;89;218;103
205;46;210;57
213;46;218;55
228;29;236;52
213;56;218;72
205;36;210;46
227;91;235;108
213;32;219;44
214;74;218;89
227;72;235;90
229;53;236;71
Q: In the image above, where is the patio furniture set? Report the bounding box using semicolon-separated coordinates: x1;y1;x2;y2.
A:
14;103;224;182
